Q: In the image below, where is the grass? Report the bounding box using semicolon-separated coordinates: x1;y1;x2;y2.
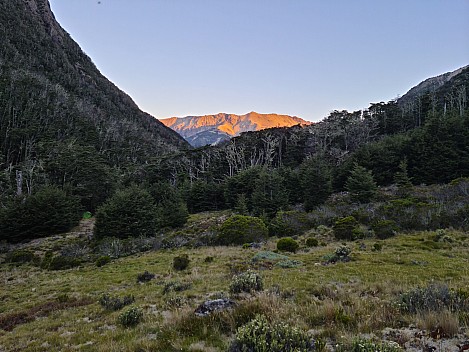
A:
1;217;469;351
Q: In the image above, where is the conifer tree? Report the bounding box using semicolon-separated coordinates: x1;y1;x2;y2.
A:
346;164;377;203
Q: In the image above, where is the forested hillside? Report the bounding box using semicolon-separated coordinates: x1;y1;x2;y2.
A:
0;0;188;202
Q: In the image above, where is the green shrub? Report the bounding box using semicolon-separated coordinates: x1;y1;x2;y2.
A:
162;281;192;295
230;314;320;352
338;339;401;352
137;271;155;283
324;245;351;264
397;283;466;313
372;220;398;239
118;306;143;327
173;254;190;271
252;251;289;263
305;238;319;247
275;259;303;268
95;255;111;267
333;216;359;240
99;294;135;311
269;211;315;237
82;211;92;219
218;215;268;246
46;255;81;270
277;237;299;253
229;271;264;294
372;242;383;251
94;186;158;239
204;256;214;263
5;250;37;264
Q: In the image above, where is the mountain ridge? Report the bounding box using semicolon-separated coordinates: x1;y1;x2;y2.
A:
160;111;311;147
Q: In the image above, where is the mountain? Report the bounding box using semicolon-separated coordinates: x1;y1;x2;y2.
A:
0;0;189;170
160;112;311;147
398;65;469;107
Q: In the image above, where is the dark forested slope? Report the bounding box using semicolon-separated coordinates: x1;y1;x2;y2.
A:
0;0;188;171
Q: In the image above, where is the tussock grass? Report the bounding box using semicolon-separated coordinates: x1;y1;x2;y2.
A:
1;222;469;350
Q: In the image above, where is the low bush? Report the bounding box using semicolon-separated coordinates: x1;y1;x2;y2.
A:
204;256;214;263
99;294;134;311
173;254;190;271
118;306;143;327
230;314;321;352
218;215;268;246
46;255;81;270
333;216;359;240
268;211;316;237
5;250;37;264
95;255;111;267
372;220;398;239
275;259;303;268
276;237;299;253
229;271;263;294
372;243;383;251
324;245;351;264
305;237;319;247
397;283;466;313
137;271;155;283
162;281;192;295
337;339;401;352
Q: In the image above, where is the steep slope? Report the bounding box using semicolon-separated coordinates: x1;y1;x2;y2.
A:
160;112;311;147
398;65;469;107
0;0;189;169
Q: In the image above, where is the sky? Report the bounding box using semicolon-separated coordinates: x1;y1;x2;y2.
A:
49;0;469;122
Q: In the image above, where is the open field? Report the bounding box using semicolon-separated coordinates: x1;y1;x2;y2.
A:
1;216;469;351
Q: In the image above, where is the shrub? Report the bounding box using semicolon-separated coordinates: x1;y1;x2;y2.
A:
229;271;264;294
333;216;359;240
94;186;158;240
46;255;81;270
137;271;155;283
230;314;320;352
338;339;401;352
306;238;319;247
269;211;315;237
252;251;289;263
99;294;134;311
324;245;351;264
397;283;466;314
275;259;303;268
173;254;190;271
162;281;192;295
96;255;111;267
118;306;143;327
204;256;214;263
5;250;37;264
372;220;398;239
277;237;299;253
372;242;383;251
218;215;268;246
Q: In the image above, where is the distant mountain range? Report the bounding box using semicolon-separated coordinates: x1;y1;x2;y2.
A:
160;112;311;147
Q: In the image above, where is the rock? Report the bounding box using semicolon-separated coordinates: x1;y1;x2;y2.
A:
194;299;236;317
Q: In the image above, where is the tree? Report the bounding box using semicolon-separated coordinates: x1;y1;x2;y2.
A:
346;164;377;203
251;168;289;218
394;158;413;197
300;158;332;211
148;182;188;228
0;186;81;243
94;186;158;239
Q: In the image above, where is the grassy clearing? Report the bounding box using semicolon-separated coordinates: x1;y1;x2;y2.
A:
1;219;469;351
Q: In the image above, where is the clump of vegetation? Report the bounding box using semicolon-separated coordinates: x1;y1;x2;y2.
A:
275;259;303;268
276;237;299;253
230;314;321;352
372;220;398;239
397;283;466;313
346;164;377;203
337;339;401;352
118;306;143;327
45;255;81;270
162;281;192;295
269;211;316;237
433;229;454;243
306;237;319;247
218;215;268;245
173;254;190;271
333;216;359;240
372;242;383;251
94;185;158;240
136;270;155;283
5;250;38;264
99;294;135;311
324;245;351;264
204;256;214;263
229;271;263;294
95;255;111;267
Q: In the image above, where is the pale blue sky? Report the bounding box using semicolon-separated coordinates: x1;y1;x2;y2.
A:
49;0;469;121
